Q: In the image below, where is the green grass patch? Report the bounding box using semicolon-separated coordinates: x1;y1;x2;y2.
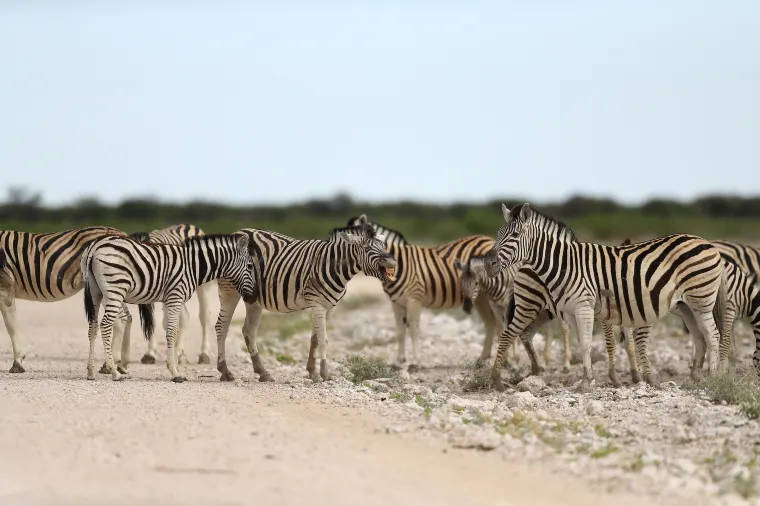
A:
594;424;611;438
687;373;760;419
274;352;297;365
590;444;619;459
341;355;398;384
390;391;412;403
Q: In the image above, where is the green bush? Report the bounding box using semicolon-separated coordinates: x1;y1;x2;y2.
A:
341;355;397;384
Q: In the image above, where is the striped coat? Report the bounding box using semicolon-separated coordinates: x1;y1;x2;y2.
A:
0;226;122;372
214;225;396;382
343;215;496;369
485;204;726;391
82;233;256;382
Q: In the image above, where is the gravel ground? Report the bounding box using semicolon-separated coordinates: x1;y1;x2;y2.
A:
1;276;758;505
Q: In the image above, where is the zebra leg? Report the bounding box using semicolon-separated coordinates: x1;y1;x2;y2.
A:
0;296;26;373
752;323;760;376
164;302;185;382
622;328;641;383
518;331;543;376
308;307;330;382
543;325;553;368
85;286;103;380
694;309;721;375
574;304;596;392
100;305;130;374
673;303;706;379
215;279;241;382
406;301;422;372
561;321;572;372
100;299;128;381
196;281;216;364
175;304;190;365
474;297;498;361
242;303;273;382
117;305;132;374
391;302;407;365
718;306;737;373
602;321;620;387
633;326;656;385
491;327;518;392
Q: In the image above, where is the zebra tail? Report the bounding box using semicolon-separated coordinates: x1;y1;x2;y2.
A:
82;252;97;324
138;304;155;341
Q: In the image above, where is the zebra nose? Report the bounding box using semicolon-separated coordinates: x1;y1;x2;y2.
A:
463;297;473;314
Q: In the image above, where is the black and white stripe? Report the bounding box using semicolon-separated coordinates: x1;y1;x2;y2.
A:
127;224;217;365
714;259;760;371
82;233;256;382
214;224;396;382
0;226;122;372
341;215;496;369
485;203;726;391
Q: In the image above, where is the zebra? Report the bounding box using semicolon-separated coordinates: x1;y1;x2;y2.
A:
455;255;567;374
81;233;256;382
124;224;217;366
213;224;396;383
342;215;497;371
484;203;726;391
711;259;760;371
713;240;760;275
0;226;123;373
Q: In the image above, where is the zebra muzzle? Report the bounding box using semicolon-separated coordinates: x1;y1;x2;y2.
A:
384;265;396;281
463;297;473;314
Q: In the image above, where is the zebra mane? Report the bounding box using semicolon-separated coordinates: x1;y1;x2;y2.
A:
519;205;577;242
329;223;376;241
129;231;150;243
346;216;409;245
183;234;241;245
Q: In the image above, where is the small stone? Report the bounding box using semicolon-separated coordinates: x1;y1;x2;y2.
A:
516;376;546;395
505;391;536;409
586;400;604;416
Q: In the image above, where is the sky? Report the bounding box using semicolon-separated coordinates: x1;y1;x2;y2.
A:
1;1;757;206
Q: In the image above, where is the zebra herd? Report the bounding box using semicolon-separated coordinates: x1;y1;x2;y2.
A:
0;204;758;391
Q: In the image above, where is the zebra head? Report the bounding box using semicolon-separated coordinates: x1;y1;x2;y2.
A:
485;203;533;277
454;257;487;314
221;233;257;304
337;223;397;283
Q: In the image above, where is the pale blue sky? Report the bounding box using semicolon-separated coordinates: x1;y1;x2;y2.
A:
1;1;757;205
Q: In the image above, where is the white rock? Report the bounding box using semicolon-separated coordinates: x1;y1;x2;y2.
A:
586;400;604;416
505;391;536;409
517;376;546;395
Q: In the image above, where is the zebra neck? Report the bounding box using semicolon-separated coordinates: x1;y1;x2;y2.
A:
187;241;225;286
522;233;578;292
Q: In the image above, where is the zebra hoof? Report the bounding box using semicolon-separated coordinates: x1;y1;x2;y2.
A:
609;376;621;388
87;372;95;380
631;371;642;384
117;365;128;375
492;379;506;393
171;376;187;383
530;365;545;376
140;354;156;365
407;364;420;374
9;361;25;373
219;370;235;382
198;353;211;365
258;373;274;382
112;374;129;381
576;379;594;393
99;362;111;374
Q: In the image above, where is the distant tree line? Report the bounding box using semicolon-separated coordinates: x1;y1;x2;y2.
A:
1;188;759;242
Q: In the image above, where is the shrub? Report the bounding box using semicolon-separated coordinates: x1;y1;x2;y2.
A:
341;355;397;384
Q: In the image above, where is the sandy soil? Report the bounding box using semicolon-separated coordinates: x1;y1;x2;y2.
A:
0;277;754;505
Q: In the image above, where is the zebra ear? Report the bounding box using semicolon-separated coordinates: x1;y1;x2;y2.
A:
518;203;532;221
0;249;5;270
358;214;368;224
501;203;512;223
234;233;249;253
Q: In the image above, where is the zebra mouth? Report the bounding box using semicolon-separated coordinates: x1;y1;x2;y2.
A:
384;265;396;281
463;297;473;314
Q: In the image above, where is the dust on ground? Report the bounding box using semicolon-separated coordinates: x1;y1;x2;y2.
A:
0;275;757;505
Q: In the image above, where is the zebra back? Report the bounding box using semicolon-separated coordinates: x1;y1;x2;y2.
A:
713;240;760;275
130;224;205;246
0;226;123;301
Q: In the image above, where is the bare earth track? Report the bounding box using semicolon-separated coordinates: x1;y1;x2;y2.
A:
0;277;756;505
